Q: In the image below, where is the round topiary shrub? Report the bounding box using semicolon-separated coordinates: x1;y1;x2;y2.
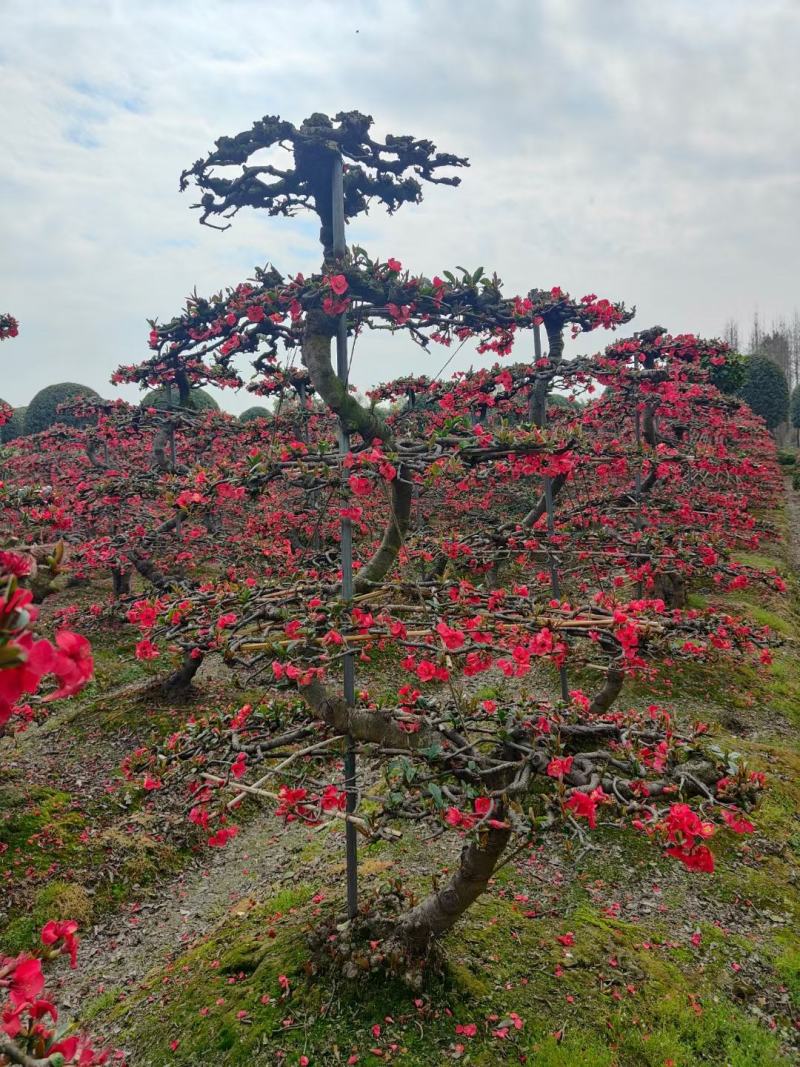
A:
24;384;100;436
1;405;27;443
706;349;748;395
738;356;790;430
239;406;271;423
141;387;220;412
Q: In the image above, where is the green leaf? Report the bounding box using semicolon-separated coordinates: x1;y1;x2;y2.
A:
419;744;442;760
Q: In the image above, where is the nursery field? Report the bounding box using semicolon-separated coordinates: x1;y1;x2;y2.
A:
2;107;799;1067
1;496;799;1066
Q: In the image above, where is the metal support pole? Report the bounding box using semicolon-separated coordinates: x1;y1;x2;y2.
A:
529;322;544;423
632;351;643;527
332;155;358;920
535;322;570;703
631;352;645;597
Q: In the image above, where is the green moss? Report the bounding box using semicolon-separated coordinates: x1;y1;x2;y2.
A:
733;550;786;573
105;886;793;1066
773;931;800;1003
742;604;797;637
686;592;708;609
3;881;94;954
0;787;88;872
81;987;125;1025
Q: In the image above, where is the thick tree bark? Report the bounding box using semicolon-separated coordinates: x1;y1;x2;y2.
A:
515;471;568;531
152;424;171;471
653;570;688;609
589;664;625;714
111;567;131;596
353;473;412;593
303;676;513;950
0;1037;53;1067
392;824;511;953
162;650;203;691
642;401;658;447
130;551;172;591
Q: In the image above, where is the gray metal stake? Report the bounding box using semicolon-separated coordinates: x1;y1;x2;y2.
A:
535;322;570;703
332;154;358;920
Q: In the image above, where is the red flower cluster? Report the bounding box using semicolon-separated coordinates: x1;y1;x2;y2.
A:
0;578;93;733
274;783;347;825
662;802;717;873
0;922;120;1064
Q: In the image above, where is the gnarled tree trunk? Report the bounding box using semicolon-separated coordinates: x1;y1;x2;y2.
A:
391;825;511;953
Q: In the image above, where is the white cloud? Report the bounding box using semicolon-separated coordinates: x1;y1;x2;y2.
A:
1;0;798;411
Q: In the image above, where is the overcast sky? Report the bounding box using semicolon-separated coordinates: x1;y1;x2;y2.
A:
2;0;798;413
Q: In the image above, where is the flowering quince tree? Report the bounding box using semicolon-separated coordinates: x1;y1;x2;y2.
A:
0;921;120;1066
1;113;780;971
99;110;784;968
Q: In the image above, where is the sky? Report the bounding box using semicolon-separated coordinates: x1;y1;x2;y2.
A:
1;0;798;414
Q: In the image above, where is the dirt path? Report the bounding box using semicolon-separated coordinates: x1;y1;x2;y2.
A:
54;811;329;1018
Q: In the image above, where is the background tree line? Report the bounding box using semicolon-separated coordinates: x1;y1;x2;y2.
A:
722;312;800;443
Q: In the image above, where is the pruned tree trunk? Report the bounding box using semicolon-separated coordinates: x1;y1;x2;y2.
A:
653;570;688;609
589;663;625;714
302;310;413;592
162;651;203;691
111;567;131;596
391;824;511;953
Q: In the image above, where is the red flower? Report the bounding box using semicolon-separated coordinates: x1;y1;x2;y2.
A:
348;475;372;498
565;790;598;829
722;809;755;834
0;635;55;715
208;826;239;847
46;631;93;701
546;755;574;779
321;785;346;812
436;621;465;650
0;551;32;578
328;274;348;295
8;956;45;1006
135;639;159;661
386;258;402;272
666;843;715;873
41;919;80;968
